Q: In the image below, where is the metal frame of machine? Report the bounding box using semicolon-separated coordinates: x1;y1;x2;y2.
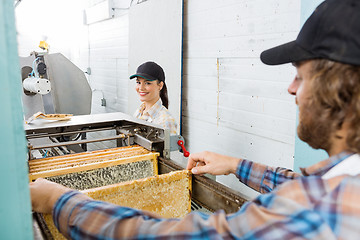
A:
26;112;249;239
25;112;168;159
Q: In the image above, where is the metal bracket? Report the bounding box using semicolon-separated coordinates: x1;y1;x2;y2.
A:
163;129;171;159
170;134;185;151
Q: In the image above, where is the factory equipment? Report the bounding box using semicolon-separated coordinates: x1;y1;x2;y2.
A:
20;52;92;119
26;112;249;240
21;48;247;240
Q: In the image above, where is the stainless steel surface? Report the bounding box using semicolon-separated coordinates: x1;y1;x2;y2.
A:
24;112;189;155
25;112;158;132
42;92;55;114
44;53;91;115
28;134;126;150
133;133;164;152
25;112;166;159
26;126;116;139
19;53;91;119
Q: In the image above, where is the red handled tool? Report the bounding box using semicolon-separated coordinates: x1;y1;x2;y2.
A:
177;140;190;157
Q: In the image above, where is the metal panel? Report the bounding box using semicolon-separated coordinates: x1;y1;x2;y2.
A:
45;53;92;115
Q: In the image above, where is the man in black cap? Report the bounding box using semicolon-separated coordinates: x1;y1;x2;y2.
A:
31;0;360;239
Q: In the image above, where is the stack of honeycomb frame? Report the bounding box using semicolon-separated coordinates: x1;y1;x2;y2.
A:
42;170;192;240
30;145;192;239
29;145;159;190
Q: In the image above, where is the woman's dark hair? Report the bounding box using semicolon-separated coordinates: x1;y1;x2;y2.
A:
159;81;169;109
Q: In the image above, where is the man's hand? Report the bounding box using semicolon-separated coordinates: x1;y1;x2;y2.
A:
30;178;72;214
186;151;241;176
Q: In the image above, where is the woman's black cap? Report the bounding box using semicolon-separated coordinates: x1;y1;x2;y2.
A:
261;0;360;66
130;61;165;82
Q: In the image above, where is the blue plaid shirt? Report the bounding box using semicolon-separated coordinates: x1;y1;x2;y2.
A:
53;151;360;239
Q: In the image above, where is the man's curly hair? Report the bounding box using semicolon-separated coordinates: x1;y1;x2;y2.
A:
307;59;360;153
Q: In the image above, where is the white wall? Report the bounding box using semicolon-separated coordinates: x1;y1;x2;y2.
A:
79;1;131;150
182;0;300;198
86;13;129;115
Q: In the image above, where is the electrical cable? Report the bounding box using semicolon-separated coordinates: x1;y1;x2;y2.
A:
31;57;40;78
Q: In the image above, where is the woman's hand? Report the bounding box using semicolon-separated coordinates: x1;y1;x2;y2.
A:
186;151;241;176
30;178;71;214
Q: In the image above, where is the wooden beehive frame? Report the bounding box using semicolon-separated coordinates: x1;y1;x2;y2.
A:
29;145;159;181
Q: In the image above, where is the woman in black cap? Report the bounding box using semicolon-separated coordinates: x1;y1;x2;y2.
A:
130;61;177;134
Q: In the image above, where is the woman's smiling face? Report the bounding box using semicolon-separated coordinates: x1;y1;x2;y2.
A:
135;77;163;105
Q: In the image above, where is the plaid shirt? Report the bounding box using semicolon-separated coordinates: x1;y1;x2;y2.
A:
134;98;177;134
53;151;360;239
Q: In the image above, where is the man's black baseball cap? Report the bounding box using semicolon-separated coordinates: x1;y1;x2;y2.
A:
130;61;165;82
260;0;360;66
